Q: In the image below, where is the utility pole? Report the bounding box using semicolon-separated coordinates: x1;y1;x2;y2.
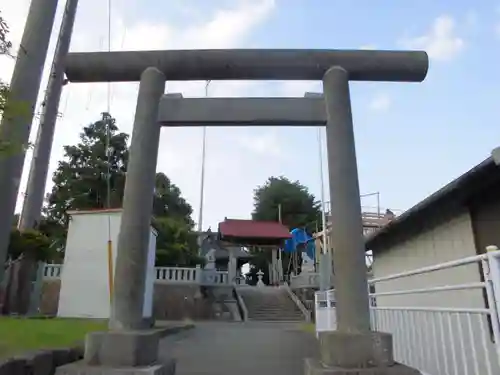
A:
19;0;80;231
16;0;79;315
305;92;331;290
197;80;210;233
0;0;59;284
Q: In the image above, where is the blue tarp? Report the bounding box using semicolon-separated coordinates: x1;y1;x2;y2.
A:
284;228;315;260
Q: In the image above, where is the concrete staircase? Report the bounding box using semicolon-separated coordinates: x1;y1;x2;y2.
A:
236;286;306;322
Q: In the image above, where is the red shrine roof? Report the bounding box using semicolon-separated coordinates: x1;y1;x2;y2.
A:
218;218;291;246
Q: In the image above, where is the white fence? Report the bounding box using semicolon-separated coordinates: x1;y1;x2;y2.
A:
290;272;320;289
43;264;62;279
315;247;500;375
156;266;200;283
44;264;230;286
201;270;229;285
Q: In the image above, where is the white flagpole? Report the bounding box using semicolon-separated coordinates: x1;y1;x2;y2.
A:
197;80;211;232
317;126;328;255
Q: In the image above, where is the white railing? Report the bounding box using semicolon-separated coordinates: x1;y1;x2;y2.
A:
315;247;500;375
290;272;320;289
43;264;233;286
155;266;200;284
314;288;337;332
43;264;62;279
201;270;229;285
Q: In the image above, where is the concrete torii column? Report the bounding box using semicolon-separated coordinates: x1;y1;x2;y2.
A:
59;49;428;374
110;67;166;330
0;0;59;284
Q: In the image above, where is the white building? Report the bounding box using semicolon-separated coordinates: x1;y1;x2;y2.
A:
365;157;500;375
366;157;500;309
57;209;157;319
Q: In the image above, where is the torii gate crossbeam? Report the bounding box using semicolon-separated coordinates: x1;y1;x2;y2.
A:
157;96;326;126
64;49;427;82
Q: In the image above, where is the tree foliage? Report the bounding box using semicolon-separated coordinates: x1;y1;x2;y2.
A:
0;12;31;156
46;114;128;225
0;12;12;55
45;113;200;266
249;176;322;280
0;12;12;152
252;176;321;232
8;229;53;263
154;217;201;267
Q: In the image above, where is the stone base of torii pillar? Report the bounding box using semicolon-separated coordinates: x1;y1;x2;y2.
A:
305;331;421;375
56;330;175;375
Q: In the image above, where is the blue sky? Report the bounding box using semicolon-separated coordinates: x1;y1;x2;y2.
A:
2;0;500;229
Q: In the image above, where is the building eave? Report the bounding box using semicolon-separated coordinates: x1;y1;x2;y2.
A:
365;157;498;250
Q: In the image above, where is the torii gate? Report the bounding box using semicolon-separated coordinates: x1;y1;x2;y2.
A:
62;49;428;374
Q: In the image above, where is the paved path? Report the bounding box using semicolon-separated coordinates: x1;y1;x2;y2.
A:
159;321;319;375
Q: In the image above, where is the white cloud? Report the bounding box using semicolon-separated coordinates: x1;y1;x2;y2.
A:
1;0;288;230
369;93;391;112
401;15;464;62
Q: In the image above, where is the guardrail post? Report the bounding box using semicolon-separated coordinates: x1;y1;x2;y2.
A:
195;265;203;284
485;245;500;361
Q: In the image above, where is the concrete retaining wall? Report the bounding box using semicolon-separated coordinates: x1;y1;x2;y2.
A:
0;346;83;375
40;281;216;320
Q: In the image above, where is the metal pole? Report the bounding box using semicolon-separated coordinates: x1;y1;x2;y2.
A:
318;126;332;291
323;66;371;333
197;80;210;232
305;92;328;255
277;203;282;284
317;127;328;255
19;0;80;231
305;92;331;290
0;0;59;283
377;192;381;220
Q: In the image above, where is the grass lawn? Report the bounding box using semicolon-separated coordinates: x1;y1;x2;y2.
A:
0;317;107;358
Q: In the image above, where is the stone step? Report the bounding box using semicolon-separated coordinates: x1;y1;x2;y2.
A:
247;316;305;321
249;308;303;313
237;288;306;322
248;311;303;316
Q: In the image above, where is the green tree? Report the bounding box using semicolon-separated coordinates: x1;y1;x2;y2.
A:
45;113;129;225
0;12;12;55
250;176;322;280
8;229;53;262
0;12;12;153
154;217;201;267
45;113;199;266
252;176;321;232
0;12;30;156
2;228;56;314
153;172;194;226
